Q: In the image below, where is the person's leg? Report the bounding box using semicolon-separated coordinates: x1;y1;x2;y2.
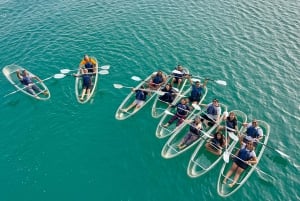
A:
229;167;244;187
80;88;87;101
223;163;238;184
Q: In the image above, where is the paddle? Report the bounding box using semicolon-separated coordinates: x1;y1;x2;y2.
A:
113;84;165;95
239;133;290;159
3;74;62;98
60;65;110;74
207;79;227;86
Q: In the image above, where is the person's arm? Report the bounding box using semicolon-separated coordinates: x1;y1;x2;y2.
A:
32;75;42;82
202;78;208;88
16;70;22;80
187;75;193;85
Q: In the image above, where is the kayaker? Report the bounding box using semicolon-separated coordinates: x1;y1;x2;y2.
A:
163;98;191;128
177;116;202;150
171;65;188;87
187;75;208;104
16;69;47;97
200;98;222;127
205;131;226;155
79;54;97;73
240;119;263;146
73;68;92;101
122;86;148;112
158;83;177;103
222;140;257;187
148;70;166;90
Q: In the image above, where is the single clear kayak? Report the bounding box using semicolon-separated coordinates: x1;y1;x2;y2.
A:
2;64;50;100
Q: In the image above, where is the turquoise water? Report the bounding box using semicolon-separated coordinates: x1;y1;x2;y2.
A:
0;0;299;200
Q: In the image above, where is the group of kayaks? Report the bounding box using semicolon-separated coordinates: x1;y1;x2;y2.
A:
114;68;270;197
2;56;110;104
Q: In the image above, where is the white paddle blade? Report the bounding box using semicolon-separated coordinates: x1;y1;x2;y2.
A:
113;84;123;89
223;151;230;163
131;76;142;81
100;65;110;70
228;132;239;141
156;91;165;96
164;110;174;116
60;69;71;74
99;70;109;75
53;74;66;79
215;80;227;86
192;104;201;110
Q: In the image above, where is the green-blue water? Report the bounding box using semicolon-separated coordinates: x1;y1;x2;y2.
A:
0;0;299;200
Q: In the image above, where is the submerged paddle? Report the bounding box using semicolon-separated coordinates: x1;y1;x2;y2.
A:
60;65;110;74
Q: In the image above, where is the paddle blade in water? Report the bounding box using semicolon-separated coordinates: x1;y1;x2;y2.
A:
100;65;110;70
99;70;109;75
53;74;66;79
215;80;227;86
113;84;123;89
60;69;72;74
131;76;142;81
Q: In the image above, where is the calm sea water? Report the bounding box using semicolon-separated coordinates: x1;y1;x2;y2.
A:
0;0;299;201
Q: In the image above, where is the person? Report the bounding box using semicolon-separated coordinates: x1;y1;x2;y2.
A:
171;65;187;87
217;111;238;134
148;70;166;90
177;116;202;150
122;86;148;112
200;98;222;127
205;131;226;155
16;69;48;97
163;98;191;128
187;75;208;104
222;140;257;187
79;54;97;73
158;83;177;103
73;68;92;101
240;119;263;146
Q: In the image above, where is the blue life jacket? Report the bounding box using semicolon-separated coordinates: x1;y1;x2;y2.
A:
238;148;251;161
153;75;163;84
246;126;259;138
136;90;146;101
191;85;202;99
85;62;93;70
21;76;32;85
207;104;218;115
177;103;189;116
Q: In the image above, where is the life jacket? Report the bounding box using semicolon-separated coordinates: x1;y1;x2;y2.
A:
207;104;218;115
85;61;93;70
189;122;200;135
226;118;237;130
153;75;163;84
238;148;252;161
246;126;259;138
136;90;146;101
190;85;202;98
21;76;32;85
177;103;189;116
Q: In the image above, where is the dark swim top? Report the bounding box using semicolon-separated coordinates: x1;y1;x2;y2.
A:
136;90;147;101
82;75;91;86
234;148;252;169
226;118;237;130
189;122;200;135
21;76;33;85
